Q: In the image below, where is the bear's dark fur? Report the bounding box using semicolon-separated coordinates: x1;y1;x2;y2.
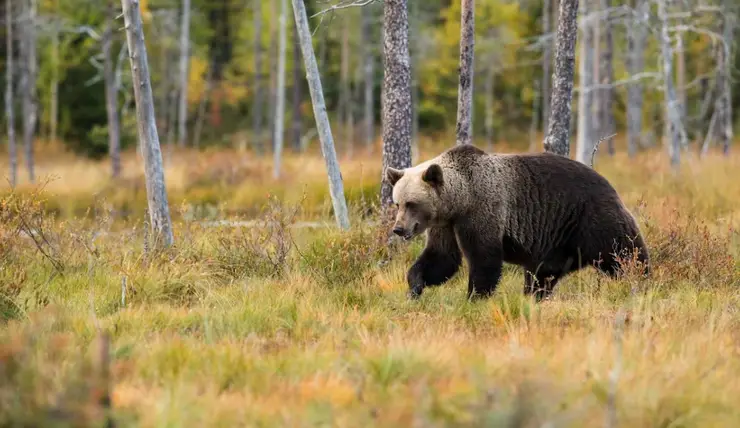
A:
385;144;650;301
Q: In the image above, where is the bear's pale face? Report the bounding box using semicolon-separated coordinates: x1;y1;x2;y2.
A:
385;163;444;240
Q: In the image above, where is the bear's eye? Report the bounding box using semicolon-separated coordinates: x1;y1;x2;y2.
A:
405;201;416;210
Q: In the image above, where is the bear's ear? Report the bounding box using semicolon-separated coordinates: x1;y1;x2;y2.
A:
385;167;405;186
422;164;444;187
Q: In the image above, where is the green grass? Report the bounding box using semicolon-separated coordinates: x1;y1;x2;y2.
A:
2;147;740;427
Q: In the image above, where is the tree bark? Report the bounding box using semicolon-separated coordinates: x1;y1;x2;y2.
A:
21;0;37;183
104;0;122;178
177;0;191;147
599;0;614;155
5;0;17;187
410;0;420;161
657;0;687;169
291;19;302;152
267;0;278;150
542;0;552;135
716;0;734;155
380;0;413;207
361;7;375;148
252;0;264;154
544;0;579;157
121;0;175;247
575;0;594;165
50;0;59;145
290;0;350;229
455;0;475;145
626;0;647;157
273;0;287;179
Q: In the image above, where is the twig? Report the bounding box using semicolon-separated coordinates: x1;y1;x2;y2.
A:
591;134;617;168
310;0;376;19
121;276;127;308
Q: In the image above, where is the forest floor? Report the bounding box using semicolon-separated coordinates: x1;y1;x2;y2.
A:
1;141;740;427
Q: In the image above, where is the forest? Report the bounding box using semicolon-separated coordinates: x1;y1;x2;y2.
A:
1;0;739;426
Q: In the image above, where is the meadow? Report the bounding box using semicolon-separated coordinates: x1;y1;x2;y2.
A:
1;138;739;427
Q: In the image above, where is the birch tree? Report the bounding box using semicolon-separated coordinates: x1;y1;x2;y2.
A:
291;20;302;151
626;0;648;157
544;0;580;157
290;0;350;229
455;0;475;146
121;0;175;247
5;0;17;187
575;0;595;164
177;0;191;148
49;0;59;145
273;0;287;178
597;0;614;155
715;0;734;155
104;0;122;178
380;0;412;207
252;0;264;154
21;0;38;182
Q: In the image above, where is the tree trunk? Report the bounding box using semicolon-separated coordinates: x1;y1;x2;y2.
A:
177;0;191;147
121;0;175;247
267;0;278;150
544;0;579;157
716;0;734;155
290;0;350;229
273;0;287;179
626;0;647;157
599;0;614;154
193;64;214;149
21;0;37;183
575;0;594;164
410;0;420;162
676;35;686;123
252;0;264;154
542;0;552;135
657;0;687;169
104;0;122;178
5;0;17;187
362;7;375;149
49;0;59;145
380;0;413;207
455;0;475;145
291;19;302;152
340;16;351;152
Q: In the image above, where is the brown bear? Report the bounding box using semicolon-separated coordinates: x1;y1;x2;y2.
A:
385;144;650;301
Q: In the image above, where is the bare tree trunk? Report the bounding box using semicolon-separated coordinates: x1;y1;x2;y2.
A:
291;19;302;152
49;0;59;145
484;64;495;151
599;0;614;154
121;0;175;247
657;0;687;169
455;0;475;145
252;0;264;154
410;0;420;161
104;0;122;178
676;35;686;122
193;64;214;149
21;0;37;183
177;0;191;148
267;0;278;150
542;0;552;134
380;0;412;207
361;8;375;148
273;0;287;179
340;16;351;152
5;0;17;187
290;0;350;229
716;0;734;155
575;0;594;164
544;0;579;157
626;0;647;157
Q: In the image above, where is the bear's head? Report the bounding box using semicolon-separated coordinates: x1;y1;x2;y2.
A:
385;163;446;240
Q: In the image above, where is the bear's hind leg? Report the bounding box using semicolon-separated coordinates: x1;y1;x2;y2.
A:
523;270;561;302
407;226;462;298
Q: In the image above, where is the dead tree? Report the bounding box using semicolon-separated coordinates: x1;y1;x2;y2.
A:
575;0;595;165
5;0;17;187
121;0;175;247
104;0;122;178
716;0;734;155
252;0;264;154
626;0;648;157
273;0;287;179
544;0;580;157
598;0;615;155
455;0;475;145
20;0;38;182
291;19;302;151
177;0;191;147
290;0;350;229
380;0;413;207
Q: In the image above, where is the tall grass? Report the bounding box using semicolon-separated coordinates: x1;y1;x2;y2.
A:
1;143;739;427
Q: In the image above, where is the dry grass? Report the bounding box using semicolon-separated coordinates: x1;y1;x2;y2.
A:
1;141;740;427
